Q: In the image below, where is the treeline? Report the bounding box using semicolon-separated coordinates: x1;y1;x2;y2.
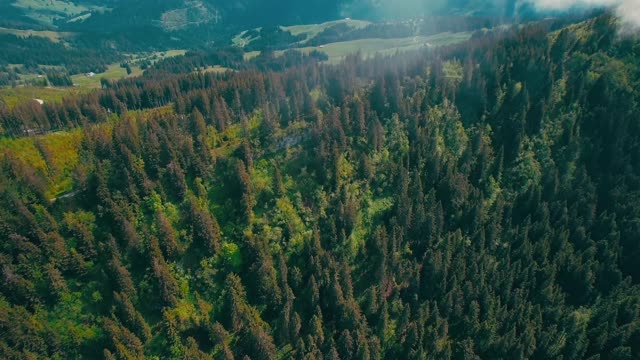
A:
233;16;508;52
46;71;73;87
140;47;246;75
0;48;326;135
0;47;331;136
0;34;118;75
0;4;53;30
145;47;328;77
0;66;20;87
305;16;507;47
0;66;73;88
1;13;640;360
242;26;307;52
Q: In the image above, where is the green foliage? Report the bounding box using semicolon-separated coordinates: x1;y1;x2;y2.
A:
1;14;640;360
507;138;542;194
221;242;243;270
0;129;82;198
273;196;307;252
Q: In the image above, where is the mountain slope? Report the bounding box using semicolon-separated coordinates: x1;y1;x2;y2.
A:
0;14;639;359
3;0;539;33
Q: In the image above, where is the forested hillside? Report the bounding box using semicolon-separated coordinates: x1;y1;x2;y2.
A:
1;14;640;359
0;0;545;51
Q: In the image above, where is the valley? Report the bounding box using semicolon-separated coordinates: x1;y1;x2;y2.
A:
1;12;483;106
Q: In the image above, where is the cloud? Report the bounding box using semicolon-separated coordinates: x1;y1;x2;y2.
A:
528;0;640;28
338;0;640;29
531;0;617;9
339;0;441;20
339;0;521;20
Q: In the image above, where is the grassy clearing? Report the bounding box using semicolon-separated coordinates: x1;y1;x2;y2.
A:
232;28;262;47
0;106;175;199
14;0;88;15
66;13;91;23
70;63;143;89
158;49;188;58
0;86;79;108
160;1;213;30
233;19;371;48
1;62;144;107
198;66;233;74
0;136;48;174
549;18;594;44
0;27;74;42
421;31;473;46
294;32;471;64
129;49;187;62
283;19;371;43
1;49;185;105
128;49;187;68
13;0;105;25
0;128;83;199
243;51;261;61
443;60;464;80
35;130;83;197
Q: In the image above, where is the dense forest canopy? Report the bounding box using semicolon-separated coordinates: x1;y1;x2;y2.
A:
1;11;640;360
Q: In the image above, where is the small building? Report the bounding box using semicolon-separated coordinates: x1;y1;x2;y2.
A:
22;128;46;137
86;72;96;77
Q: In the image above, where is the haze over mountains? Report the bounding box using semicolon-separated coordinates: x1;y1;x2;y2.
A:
1;0;550;32
0;0;526;51
2;0;603;52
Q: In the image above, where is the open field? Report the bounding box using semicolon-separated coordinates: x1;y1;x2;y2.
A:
153;49;188;59
70;63;143;89
66;13;91;23
1;49;186;107
1;64;144;108
0;27;75;42
283;18;371;42
233;19;372;48
243;51;261;61
198;65;234;74
160;0;214;30
0;86;81;108
293;32;472;64
128;49;187;65
232;28;262;47
0;128;83;199
12;0;107;25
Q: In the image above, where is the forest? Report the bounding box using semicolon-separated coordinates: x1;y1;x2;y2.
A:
1;13;640;360
0;34;119;75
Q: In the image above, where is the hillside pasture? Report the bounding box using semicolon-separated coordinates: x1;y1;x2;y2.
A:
233;19;371;48
0;27;74;42
70;63;143;89
293;32;471;64
12;0;106;25
128;49;188;65
283;19;371;43
0;86;76;109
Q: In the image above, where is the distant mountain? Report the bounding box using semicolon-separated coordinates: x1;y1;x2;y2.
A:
3;0;541;32
0;0;559;50
60;0;347;31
